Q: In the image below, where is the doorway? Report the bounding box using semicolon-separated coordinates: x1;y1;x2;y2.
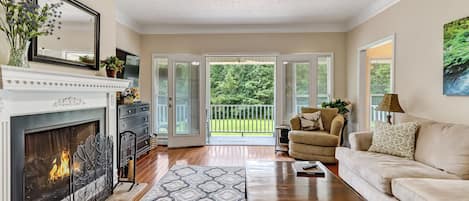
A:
357;35;395;130
206;56;276;145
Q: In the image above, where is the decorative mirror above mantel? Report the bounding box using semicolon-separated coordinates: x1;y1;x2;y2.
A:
29;0;100;70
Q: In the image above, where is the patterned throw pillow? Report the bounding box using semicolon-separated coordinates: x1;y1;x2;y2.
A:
368;121;419;160
299;111;324;131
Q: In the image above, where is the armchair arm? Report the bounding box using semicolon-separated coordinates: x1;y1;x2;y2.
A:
349;131;373;151
330;115;345;146
290;116;301;130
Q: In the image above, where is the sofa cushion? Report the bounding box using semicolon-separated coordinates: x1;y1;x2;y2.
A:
288;130;338;146
392;178;469;201
368;121;419;160
335;147;459;195
400;114;469;179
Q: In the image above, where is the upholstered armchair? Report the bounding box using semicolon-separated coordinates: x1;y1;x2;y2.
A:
288;107;345;163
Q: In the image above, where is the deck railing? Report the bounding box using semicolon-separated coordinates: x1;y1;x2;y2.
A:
370;94;387;123
156;95;387;136
210;105;274;136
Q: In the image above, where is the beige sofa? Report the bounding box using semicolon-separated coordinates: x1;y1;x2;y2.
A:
336;115;469;201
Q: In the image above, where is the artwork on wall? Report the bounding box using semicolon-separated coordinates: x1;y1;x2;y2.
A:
443;16;469;96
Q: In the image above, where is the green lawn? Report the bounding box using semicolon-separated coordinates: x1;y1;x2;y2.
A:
210;119;274;137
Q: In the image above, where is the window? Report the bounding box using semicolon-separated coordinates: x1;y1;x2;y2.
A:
317;55;332;106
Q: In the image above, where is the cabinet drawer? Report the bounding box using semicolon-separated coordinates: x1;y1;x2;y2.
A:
119;106;137;118
119;115;149;131
139;105;150;112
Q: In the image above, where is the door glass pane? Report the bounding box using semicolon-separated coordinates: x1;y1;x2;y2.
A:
317;56;331;106
369;59;392;127
175;61;200;135
155;58;169;135
283;62;311;122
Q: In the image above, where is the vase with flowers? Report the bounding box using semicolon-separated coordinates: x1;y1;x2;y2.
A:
101;56;124;78
0;0;62;67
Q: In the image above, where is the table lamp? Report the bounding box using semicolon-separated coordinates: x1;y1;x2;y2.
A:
376;93;405;124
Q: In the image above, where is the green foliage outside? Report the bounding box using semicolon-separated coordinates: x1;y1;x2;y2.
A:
210;63;330;105
210;64;275;105
444;17;469;77
370;63;391;94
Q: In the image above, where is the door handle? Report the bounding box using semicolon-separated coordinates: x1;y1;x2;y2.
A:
168;103;172;108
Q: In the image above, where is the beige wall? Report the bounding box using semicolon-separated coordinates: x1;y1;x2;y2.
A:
346;0;469;127
0;0;116;76
116;23;142;55
139;33;347;103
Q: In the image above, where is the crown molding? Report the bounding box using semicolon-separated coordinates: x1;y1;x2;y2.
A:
116;10;144;33
138;23;347;34
346;0;400;31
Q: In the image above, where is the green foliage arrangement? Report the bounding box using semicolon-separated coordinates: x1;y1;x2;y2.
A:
101;56;124;72
321;99;351;115
0;0;62;66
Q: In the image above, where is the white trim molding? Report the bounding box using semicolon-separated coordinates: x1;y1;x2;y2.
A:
0;65;130;201
347;0;400;30
0;65;130;92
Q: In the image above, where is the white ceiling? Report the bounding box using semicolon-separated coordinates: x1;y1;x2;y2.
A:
116;0;400;34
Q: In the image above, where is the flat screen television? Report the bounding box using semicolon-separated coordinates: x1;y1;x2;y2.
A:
116;49;140;88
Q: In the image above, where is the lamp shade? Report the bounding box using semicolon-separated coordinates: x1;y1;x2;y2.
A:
376;94;405;113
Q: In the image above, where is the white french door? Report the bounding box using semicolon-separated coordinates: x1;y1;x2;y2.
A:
276;54;333;126
153;54;206;148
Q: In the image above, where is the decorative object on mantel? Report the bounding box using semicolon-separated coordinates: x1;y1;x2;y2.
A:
376;93;405;124
0;0;62;67
443;16;469;96
101;56;125;78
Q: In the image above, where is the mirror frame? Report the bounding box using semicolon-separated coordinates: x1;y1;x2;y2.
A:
29;0;101;70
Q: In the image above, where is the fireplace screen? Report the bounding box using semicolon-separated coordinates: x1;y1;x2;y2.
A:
24;121;113;201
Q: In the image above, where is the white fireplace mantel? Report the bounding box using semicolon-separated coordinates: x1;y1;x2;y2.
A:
0;65;131;201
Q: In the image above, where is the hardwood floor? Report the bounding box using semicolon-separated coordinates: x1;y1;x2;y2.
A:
134;146;338;201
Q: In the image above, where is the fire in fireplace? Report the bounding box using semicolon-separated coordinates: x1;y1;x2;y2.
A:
49;150;71;182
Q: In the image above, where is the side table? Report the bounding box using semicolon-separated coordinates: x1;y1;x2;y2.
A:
275;125;290;153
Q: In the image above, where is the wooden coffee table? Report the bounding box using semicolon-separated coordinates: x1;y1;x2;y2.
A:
245;161;364;201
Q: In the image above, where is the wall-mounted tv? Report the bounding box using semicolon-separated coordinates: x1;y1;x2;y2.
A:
116;49;140;88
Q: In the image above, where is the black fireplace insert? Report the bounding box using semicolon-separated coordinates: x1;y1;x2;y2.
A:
11;108;113;201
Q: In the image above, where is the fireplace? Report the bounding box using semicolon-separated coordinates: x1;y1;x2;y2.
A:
11;108;113;201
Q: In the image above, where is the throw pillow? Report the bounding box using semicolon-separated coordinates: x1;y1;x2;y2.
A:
368;121;419;160
299;111;324;131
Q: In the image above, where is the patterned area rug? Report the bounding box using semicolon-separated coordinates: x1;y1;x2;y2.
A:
141;165;246;201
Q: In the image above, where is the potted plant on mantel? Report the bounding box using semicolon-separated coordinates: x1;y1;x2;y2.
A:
100;56;124;78
0;0;62;67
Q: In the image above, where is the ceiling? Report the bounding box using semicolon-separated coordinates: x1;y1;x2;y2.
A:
116;0;400;34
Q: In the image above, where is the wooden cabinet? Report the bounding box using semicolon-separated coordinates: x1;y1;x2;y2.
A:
117;102;150;167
